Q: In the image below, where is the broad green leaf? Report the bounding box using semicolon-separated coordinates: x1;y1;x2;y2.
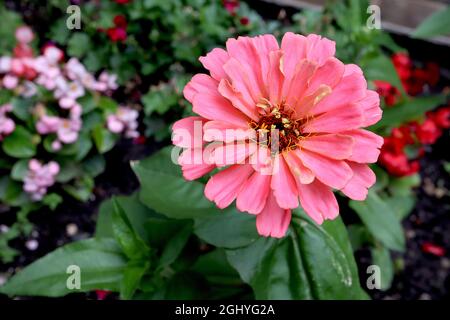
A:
350;191;405;251
194;209;259;249
120;260;149;300
11;159;29;181
226;213;368;299
412;7;450;38
82;154;106;177
112;199;149;260
0;238;126;297
191;249;242;286
132;147;219;219
67;33;91;57
2;126;37;158
158;223;192;268
96;193;160;243
371;95;446;131
371;245;394;291
364;54;405;95
92;125;117;154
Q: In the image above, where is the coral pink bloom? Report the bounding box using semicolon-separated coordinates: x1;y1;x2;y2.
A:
172;33;383;238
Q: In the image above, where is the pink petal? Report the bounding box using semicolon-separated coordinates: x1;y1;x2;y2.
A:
178;149;215;181
296;149;353;189
341;162;376;201
209;142;257;167
271;154;299;209
218;79;259;121
267;50;284;105
204;164;253;209
305;34;336;66
256;192;291;238
223;57;261;105
283;59;317;109
236;171;271;214
298;179;339;225
192;90;249;127
199;48;229;81
171;116;205;148
300;134;354;160
359;90;382;127
183;74;218;103
311;64;367;115
284;150;315;184
342;129;384;163
249;146;274;176
280;32;308;83
250;34;279;87
303;103;364;133
203;120;253;143
305;57;345;96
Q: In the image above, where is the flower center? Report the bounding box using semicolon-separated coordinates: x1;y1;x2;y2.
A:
249;98;308;153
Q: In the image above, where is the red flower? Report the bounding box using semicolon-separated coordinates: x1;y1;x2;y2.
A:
113;15;127;28
115;0;131;4
429;106;450;129
374;80;400;106
379;151;419;177
421;242;446;257
107;27;127;42
95;290;111;300
392;52;412;81
240;17;250;26
223;0;239;15
13;43;33;59
412;119;442;145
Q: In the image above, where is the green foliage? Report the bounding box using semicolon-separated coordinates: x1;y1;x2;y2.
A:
412;6;450;39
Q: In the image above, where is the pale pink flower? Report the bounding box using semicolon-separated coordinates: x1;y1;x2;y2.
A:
15;26;34;44
0;56;12;73
107;107;139;138
0;104;15;140
98;71;119;91
23;159;60;201
172;33;383;238
36;115;61;134
57;118;81;144
3;74;19;89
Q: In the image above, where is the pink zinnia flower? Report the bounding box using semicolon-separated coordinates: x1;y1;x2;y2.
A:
172;33;383;238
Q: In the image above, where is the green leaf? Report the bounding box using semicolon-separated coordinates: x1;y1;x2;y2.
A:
92;125;117;154
349;191;405;252
0;238;126;297
191;249;242;286
42;193;63;210
364;54;405;95
67;33;91;58
96;193;160;243
120;260;149;299
112;198;149;260
158;223;192;268
412;7;450;38
82;154;106;178
226;213;368;299
132;147;220;219
194;209;259;249
371;95;446;131
11;159;29;181
371;245;394;291
2;126;37;158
